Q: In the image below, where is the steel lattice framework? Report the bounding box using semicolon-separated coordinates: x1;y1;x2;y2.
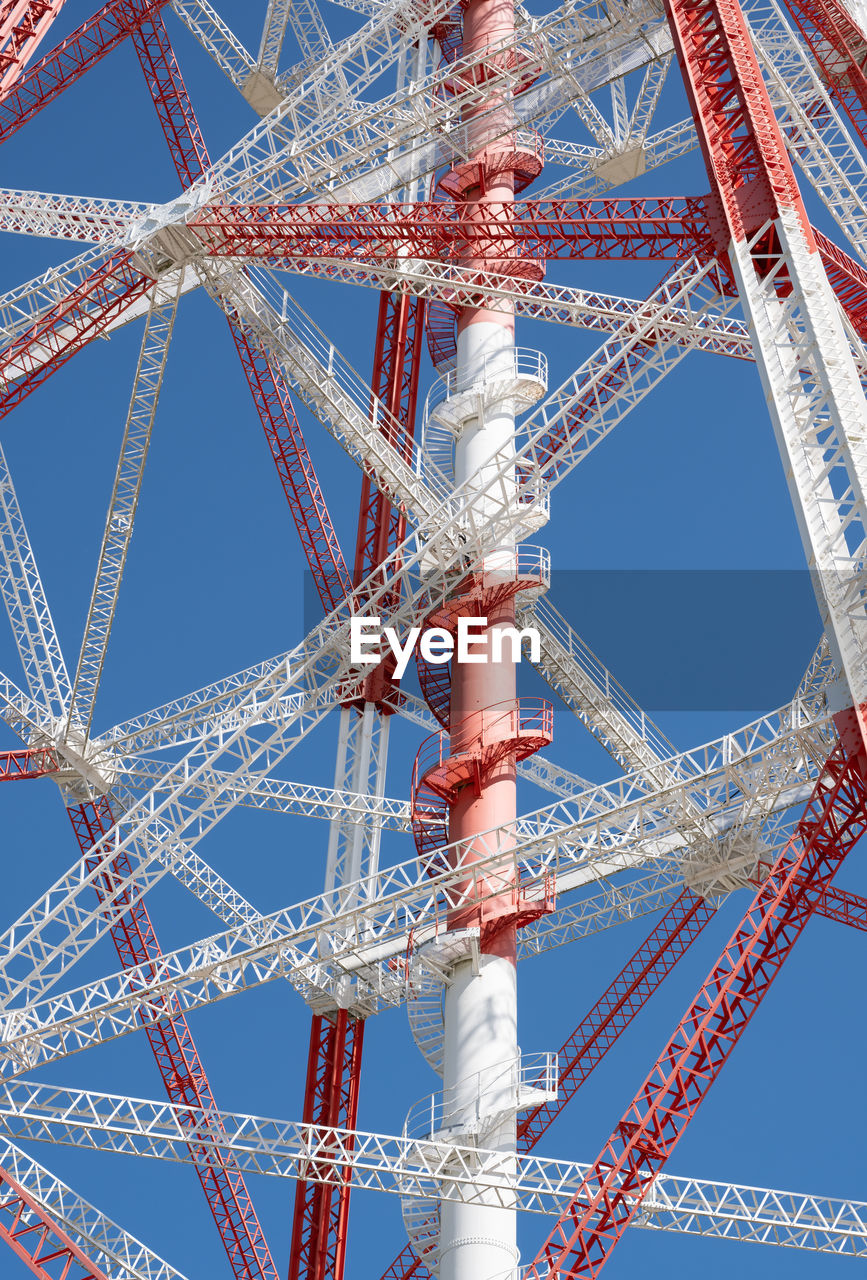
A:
0;0;862;1279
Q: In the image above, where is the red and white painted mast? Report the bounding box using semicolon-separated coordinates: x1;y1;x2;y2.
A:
438;2;544;1277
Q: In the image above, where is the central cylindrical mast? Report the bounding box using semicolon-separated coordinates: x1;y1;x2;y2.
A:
440;1;521;1277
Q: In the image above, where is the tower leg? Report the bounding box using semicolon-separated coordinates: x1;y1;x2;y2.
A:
439;1;523;1272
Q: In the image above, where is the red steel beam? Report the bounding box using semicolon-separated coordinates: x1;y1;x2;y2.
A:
666;0;810;242
1;220;861;431
814;880;867;929
0;1165;111;1280
190;197;716;264
131;9;352;619
189;200;867;342
813;224;867;338
378;1245;428;1280
0;745;55;778
0;0;171;141
226;310;354;612
0;250;154;420
353;288;425;618
355;290;426;588
517;889;717;1150
522;736;867;1278
784;0;867;146
0;0;68;92
189;198;867;284
288;1013;365;1280
131;8;208;188
68;797;279;1280
518;880;867;1150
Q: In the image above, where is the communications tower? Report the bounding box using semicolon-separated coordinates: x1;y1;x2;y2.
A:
0;1;862;1279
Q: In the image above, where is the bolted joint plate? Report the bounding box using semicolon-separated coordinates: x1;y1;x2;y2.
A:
130;186;215;275
681;826;768;900
30;724;119;802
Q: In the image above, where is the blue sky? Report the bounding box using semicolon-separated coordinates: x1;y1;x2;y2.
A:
0;1;863;1277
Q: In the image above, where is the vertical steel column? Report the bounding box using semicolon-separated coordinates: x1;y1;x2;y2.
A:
440;3;523;1279
324;703;391;915
354;289;425;621
288;1013;365;1280
291;211;427;1280
375;890;716;1280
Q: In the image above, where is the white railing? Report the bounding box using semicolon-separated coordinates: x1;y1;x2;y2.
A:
534;596;678;764
241;264;455;508
512;543;551;596
403;1050;558;1142
423;347;549;428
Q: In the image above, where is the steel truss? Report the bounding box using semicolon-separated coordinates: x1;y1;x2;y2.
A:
0;1079;862;1256
0;1164;112;1280
0;0;862;1278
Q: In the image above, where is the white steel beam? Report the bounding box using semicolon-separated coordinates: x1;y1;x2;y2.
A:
730;214;867;739
0;666;54;742
0;190;148;243
0;1085;861;1257
200;0;670;210
0;258;782;1011
118;682;588;804
501;258;741;488
0;688;832;1066
258;0;296;74
98;653;303;754
517;861;688;959
538;114;699;199
749;0;867;262
67;277;181;740
170;0;256;93
0;256;791;1014
528;596;678;775
120;753;411;830
0;1137;188;1280
0;439;71;718
0;246;111;340
103;780;270;933
0;658;335;1011
627;53;671;142
289;257;757;359
0;254;197;352
206;258;758;365
273;0;332;70
324;704;391;900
